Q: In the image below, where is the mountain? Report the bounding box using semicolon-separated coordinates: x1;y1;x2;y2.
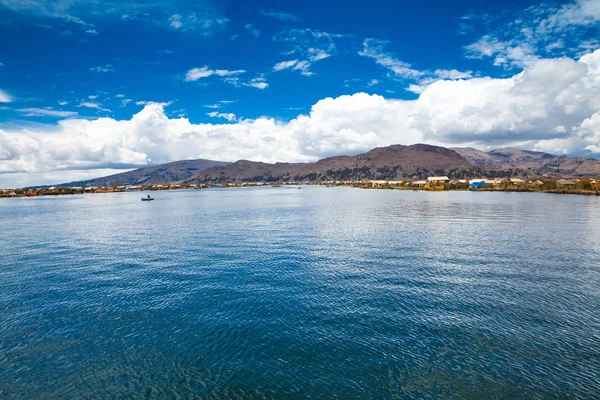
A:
453;147;600;177
191;144;483;183
64;159;229;187
64;144;600;187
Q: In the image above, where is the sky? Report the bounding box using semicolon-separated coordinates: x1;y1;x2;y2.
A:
0;0;599;187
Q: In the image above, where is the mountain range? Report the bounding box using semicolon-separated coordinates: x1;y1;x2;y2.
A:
63;144;600;187
453;147;600;177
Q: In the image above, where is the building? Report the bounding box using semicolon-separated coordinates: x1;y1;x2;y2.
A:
556;179;576;188
426;176;449;183
470;181;487;189
469;179;486;184
510;178;525;184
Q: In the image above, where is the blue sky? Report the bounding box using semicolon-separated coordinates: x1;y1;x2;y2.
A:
0;0;599;186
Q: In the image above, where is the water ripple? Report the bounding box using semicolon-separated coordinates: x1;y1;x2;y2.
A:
1;188;599;398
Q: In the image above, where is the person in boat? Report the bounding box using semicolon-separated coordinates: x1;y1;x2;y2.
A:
147;194;151;199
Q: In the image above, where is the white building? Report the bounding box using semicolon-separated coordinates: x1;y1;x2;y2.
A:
426;176;450;183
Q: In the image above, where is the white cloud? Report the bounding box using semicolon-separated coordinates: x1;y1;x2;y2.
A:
272;28;348;76
409;50;600;148
90;64;114;73
58;100;68;106
165;13;227;33
244;24;260;38
308;48;331;61
244;77;269;89
135;100;173;107
464;0;600;68
0;0;228;35
273;59;298;71
0;89;13;103
359;40;473;89
272;59;314;75
359;39;424;79
88;95;98;100
207;112;237;122
465;36;539;68
16;108;78;117
292;60;313;76
433;69;474;80
408;69;475;93
535;0;600;36
121;99;133;107
115;94;125;98
78;102;111;112
185;66;246;82
0;0;97;33
260;10;299;21
169;14;183;29
367;79;379;86
2;49;600;186
203;100;237;109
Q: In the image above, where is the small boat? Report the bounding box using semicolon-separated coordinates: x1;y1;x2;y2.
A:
141;195;154;201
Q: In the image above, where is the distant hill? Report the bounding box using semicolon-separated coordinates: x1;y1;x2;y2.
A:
63;144;600;187
193;144;483;183
63;159;229;187
453;147;600;177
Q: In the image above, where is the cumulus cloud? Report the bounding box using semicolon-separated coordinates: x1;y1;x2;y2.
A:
185;66;246;82
1;50;600;187
407;69;474;93
409;50;600;148
0;89;13;103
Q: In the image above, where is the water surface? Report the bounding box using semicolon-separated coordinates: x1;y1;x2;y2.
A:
1;187;599;398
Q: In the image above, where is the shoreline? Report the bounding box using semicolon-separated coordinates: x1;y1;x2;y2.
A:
2;182;599;198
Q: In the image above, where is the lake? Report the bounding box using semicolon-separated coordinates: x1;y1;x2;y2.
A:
1;187;599;398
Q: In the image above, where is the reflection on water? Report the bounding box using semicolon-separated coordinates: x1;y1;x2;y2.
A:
1;187;599;398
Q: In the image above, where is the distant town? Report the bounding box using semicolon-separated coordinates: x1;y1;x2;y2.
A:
2;176;599;198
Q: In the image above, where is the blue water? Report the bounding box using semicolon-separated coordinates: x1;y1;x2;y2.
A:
1;187;599;398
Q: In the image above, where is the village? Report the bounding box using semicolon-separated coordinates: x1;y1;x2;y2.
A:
1;176;600;198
